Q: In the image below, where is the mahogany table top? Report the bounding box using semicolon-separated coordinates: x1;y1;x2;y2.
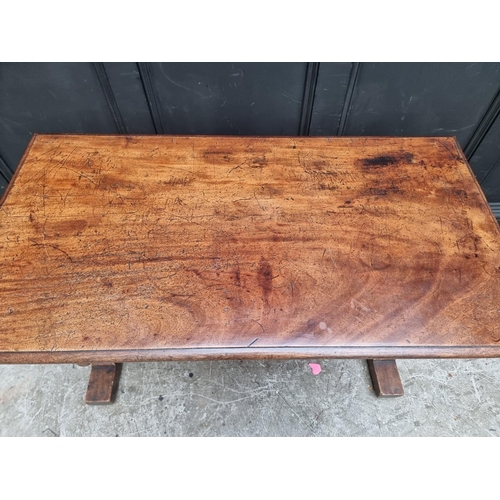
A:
1;134;499;363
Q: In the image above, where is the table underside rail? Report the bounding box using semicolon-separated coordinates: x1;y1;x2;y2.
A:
1;346;500;364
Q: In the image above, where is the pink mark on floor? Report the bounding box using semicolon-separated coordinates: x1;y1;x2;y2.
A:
308;363;322;375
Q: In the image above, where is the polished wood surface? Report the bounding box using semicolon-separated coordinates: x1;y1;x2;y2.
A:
1;134;500;362
367;359;404;397
85;363;121;404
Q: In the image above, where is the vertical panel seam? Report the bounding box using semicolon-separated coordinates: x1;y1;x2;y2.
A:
464;86;500;160
299;62;320;136
137;63;164;134
93;63;128;134
337;62;361;136
479;154;500;186
0;152;13;179
489;202;500;220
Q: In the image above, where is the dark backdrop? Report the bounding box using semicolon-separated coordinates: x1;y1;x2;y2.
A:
1;63;500;210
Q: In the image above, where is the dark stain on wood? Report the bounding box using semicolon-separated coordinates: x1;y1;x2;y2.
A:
363;186;401;197
100;175;136;191
257;258;273;303
51;219;87;235
259;184;282;197
203;150;234;156
163;176;192;187
318;183;338;191
250;157;267;168
360;152;414;168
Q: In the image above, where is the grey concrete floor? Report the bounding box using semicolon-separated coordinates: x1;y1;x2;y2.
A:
1;358;500;436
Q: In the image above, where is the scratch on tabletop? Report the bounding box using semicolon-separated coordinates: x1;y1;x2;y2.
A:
29;239;73;262
247;337;259;347
254;191;265;211
250;319;265;332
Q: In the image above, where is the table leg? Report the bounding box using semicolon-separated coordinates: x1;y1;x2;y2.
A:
367;359;404;397
85;363;122;404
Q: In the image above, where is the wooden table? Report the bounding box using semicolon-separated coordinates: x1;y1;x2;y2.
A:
1;134;500;403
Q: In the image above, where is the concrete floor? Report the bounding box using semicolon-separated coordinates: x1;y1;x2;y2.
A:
1;358;500;436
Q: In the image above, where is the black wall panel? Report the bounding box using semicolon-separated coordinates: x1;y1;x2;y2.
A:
343;63;500;148
0;154;11;183
0;171;7;196
309;62;352;135
481;162;500;203
469;113;500;184
473;112;500;202
1;62;500;206
0;63;118;173
143;62;307;135
103;63;156;134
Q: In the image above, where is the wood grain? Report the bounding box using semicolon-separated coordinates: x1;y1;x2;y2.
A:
367;359;404;397
85;363;121;404
1;134;500;362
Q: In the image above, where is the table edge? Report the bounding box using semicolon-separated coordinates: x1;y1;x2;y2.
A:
2;345;500;364
0;133;37;207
